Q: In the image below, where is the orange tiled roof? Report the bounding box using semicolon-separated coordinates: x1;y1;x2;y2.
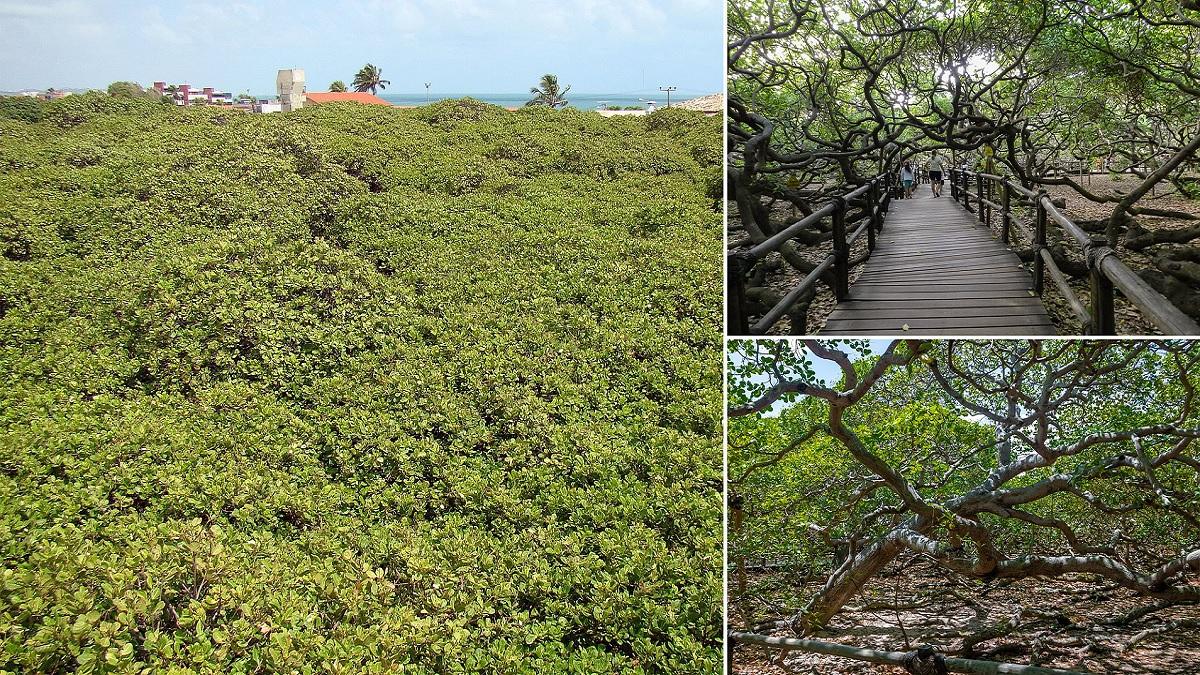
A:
305;91;392;106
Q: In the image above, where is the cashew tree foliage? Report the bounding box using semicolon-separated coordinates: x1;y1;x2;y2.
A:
729;0;1200;327
728;339;1200;646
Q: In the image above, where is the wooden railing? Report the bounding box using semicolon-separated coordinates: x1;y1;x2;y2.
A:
727;173;895;335
949;168;1200;335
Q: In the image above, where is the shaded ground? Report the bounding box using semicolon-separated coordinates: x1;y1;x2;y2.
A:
731;558;1200;674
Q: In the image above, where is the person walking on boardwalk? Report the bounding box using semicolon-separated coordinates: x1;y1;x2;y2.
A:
900;160;915;199
928;151;945;197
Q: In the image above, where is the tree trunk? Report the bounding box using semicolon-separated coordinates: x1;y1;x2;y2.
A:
792;515;933;633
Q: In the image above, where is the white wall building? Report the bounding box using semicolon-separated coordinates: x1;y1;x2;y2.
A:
277;69;305;112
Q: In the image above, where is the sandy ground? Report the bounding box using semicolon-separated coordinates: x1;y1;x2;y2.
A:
730;559;1200;674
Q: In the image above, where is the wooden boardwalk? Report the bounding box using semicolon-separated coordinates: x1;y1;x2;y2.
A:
822;184;1055;335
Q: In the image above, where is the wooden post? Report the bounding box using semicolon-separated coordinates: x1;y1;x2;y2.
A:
1034;191;1047;295
975;172;985;222
981;178;988;226
991;179;997;228
949;169;957;200
831;197;849;302
786;305;809;336
1001;179;1011;244
727;254;750;335
1089;238;1116;335
866;183;877;252
987;178;994;229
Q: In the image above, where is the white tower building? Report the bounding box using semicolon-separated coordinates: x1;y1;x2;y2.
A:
277;69;305;112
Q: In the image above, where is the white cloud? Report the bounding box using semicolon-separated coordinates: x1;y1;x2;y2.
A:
337;0;682;40
583;0;668;35
0;0;88;18
360;0;428;31
0;0;106;40
140;6;190;44
185;1;266;25
438;0;489;20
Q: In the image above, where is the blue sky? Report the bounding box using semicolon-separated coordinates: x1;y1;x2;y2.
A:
0;0;722;94
732;340;893;416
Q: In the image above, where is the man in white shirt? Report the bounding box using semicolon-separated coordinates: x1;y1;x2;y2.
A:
928;152;945;197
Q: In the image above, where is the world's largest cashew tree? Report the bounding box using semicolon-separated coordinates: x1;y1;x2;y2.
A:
728;339;1200;670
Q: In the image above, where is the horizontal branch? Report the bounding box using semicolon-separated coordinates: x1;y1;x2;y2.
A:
729;632;1094;674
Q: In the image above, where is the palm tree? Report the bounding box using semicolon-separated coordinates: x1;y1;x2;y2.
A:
352;64;390;95
525;74;571;108
330;80;347;92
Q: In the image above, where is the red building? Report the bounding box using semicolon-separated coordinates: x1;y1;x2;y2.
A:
153;81;232;105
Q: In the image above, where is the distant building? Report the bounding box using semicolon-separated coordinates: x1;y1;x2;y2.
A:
277;69;305;112
256;101;282;114
304;91;391;106
152;81;233;106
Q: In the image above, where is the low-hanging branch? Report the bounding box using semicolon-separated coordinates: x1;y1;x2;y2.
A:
727;339;1200;645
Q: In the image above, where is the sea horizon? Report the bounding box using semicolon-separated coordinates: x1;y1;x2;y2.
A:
255;91;715;109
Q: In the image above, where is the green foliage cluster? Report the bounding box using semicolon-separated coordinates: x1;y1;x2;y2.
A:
730;0;1200;183
105;82;160;101
729;341;1200;611
0;97;44;124
0;93;723;673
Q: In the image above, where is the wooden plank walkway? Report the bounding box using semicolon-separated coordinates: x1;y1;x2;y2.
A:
822;184;1056;335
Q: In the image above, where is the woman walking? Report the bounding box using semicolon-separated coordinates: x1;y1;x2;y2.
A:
900;160;915;199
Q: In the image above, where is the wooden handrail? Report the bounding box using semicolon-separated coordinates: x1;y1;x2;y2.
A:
750;256;835;333
949;168;1200;335
727;173;892;335
742;202;837;262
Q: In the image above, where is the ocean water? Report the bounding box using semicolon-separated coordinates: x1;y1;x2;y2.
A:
253;91;709;109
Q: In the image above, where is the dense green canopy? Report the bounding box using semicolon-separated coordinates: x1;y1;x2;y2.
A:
0;94;722;673
728;339;1200;664
728;0;1200;328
